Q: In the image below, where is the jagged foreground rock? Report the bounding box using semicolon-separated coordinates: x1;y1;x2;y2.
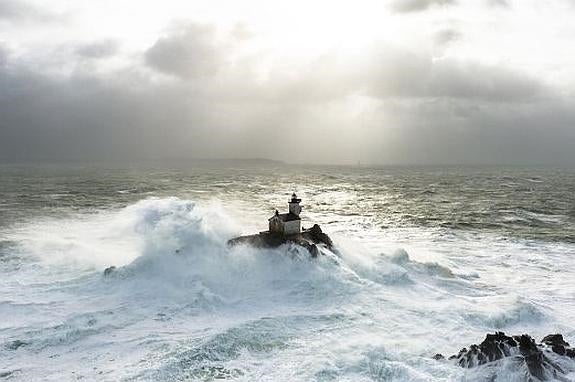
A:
435;332;575;381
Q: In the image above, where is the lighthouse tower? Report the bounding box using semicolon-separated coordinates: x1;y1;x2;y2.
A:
288;192;302;216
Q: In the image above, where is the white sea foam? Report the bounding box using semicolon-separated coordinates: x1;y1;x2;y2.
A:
1;197;575;381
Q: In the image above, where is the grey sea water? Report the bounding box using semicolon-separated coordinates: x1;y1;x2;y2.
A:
1;164;574;241
1;164;574;381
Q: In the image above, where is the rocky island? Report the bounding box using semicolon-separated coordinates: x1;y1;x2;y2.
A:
227;193;335;257
434;331;575;380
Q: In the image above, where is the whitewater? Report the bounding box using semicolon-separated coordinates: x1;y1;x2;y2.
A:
1;165;574;381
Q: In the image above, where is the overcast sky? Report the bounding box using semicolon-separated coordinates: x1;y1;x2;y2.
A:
1;0;574;165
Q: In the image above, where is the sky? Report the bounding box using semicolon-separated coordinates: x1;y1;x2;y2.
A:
0;0;574;165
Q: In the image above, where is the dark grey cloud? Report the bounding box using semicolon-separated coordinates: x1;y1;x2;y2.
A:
362;98;575;165
0;22;573;165
0;68;211;161
364;48;543;102
145;23;225;79
0;44;8;67
390;0;456;13
74;40;118;59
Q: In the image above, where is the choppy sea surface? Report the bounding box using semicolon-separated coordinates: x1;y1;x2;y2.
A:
1;164;574;381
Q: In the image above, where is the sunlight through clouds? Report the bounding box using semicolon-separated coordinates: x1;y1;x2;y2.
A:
0;0;574;164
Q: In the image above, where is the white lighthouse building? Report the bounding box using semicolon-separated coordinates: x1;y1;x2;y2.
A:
268;193;302;235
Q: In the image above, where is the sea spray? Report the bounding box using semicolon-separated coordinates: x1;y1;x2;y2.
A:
1;187;574;381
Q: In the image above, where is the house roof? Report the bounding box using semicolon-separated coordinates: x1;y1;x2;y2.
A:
268;212;301;222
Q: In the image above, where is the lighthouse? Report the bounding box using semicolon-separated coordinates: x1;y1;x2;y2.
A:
268;192;302;235
288;192;302;216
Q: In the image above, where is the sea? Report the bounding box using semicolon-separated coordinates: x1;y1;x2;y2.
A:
0;163;574;381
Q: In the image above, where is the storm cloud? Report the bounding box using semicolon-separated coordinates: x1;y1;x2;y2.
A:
0;0;574;165
0;45;8;67
364;49;544;102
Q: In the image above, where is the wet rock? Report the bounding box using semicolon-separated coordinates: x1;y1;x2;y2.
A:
5;340;27;350
103;266;116;276
439;332;575;380
306;224;334;248
0;370;16;378
541;334;571;357
542;334;570;348
227;224;335;256
516;334;547;380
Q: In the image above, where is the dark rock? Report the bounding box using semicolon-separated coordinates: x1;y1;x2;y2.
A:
454;332;518;367
307;224;334;248
103;266;116;276
0;370;15;378
542;334;570;348
439;332;575;380
432;353;445;360
552;345;566;356
516;334;547;380
227;224;335;256
541;334;575;359
5;340;27;350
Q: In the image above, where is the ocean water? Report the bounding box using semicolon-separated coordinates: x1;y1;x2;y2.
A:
0;164;574;381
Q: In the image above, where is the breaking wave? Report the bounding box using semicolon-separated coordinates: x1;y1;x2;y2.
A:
2;197;574;381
